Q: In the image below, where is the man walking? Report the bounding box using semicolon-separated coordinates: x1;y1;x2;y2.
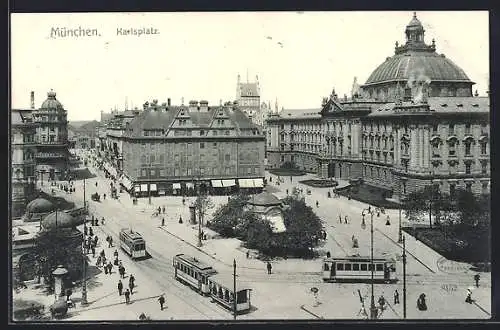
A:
124;289;131;304
114;249;119;259
344;216;348;224
474;274;480;288
118;280;123;296
91;246;96;258
466;288;473;304
108;236;113;248
107;261;113;274
162;206;165;214
129;279;135;294
394;289;400;305
267;262;272;274
162;218;165;227
158;294;166;311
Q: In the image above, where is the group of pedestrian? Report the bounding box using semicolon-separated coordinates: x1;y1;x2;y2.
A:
339;214;349;224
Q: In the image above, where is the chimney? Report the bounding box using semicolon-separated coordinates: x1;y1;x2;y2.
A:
189;100;198;112
167;98;171;106
30;91;35;109
199;100;209;112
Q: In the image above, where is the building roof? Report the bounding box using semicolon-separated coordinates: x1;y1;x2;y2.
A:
239;83;259;97
26;198;55;214
369;96;489;116
41;211;77;230
364;52;472;86
40;90;64;110
249;191;281;206
123;105;260;137
11;109;34;125
278;108;322;119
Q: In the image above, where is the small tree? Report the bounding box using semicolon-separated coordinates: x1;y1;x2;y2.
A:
209;194;249;237
193;193;214;226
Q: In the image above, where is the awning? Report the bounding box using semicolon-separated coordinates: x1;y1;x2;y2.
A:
253;178;264;188
140;184;148;192
134;186;140;192
186;182;194;189
150;183;157;191
121;176;133;191
211;180;223;188
238;178;254;188
173;183;181;189
222;179;236;187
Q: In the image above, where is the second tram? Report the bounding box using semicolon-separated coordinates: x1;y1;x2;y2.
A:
173;254;218;295
322;256;397;283
119;229;147;259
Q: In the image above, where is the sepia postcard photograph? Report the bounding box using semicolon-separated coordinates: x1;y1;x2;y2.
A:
9;10;491;322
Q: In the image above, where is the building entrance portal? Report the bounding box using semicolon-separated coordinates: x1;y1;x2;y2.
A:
327;163;336;178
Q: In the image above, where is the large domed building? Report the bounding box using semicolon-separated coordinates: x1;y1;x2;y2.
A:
266;12;490;200
361;12;474;102
33;90;70;182
23;197;56;222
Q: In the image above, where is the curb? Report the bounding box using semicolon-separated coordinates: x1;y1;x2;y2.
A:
300;305;323;319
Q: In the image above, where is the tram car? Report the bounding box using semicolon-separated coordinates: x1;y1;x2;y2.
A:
322;256;397;283
208;273;252;314
119;229;147;259
173;254;218;295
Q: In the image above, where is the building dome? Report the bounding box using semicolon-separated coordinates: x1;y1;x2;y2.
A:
406;12;423;30
249;191;281;206
40;90;64;110
41;211;77;230
26;198;55;214
365;52;472;85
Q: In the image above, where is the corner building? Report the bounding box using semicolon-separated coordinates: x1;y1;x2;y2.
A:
119;100;265;196
266;13;490;200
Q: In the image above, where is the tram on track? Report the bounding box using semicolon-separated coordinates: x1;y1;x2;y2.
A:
173;254;218;295
119;229;147;259
173;253;253;314
322;256;397;283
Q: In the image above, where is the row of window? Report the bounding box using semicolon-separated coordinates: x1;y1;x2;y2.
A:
139;166;237;177
145;128;234;137
323;263;385;272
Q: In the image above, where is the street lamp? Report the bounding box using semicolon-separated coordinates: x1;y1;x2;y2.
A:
361;207;378;319
148;160;152;205
402;235;407;319
233;259;237;320
398;201;403;243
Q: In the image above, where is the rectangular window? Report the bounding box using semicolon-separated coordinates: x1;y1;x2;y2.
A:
336;263;344;271
465;163;471;174
224;130;230;136
353;264;360;271
247;167;251;174
141;169;146;177
376;264;384;272
225;154;230;161
482;163;487;174
450;184;456;198
360;264;368;271
159;169;165;176
200;130;205;136
345;264;352;271
449;124;455;135
200;168;205;175
200;142;205;149
213;130;218;136
187;168;192;176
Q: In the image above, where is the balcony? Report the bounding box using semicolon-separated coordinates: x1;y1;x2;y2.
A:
37;140;69;146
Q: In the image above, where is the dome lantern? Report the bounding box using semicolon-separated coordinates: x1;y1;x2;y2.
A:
405;12;425;45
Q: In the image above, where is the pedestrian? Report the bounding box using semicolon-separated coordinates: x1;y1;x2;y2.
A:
96;256;102;267
103;193;106;200
114;256;119;266
129;274;135;286
267;262;272;274
89;227;94;237
339;214;342;224
101;217;105;225
378;295;386;311
417;293;427;311
129;280;135;294
158;294;166;311
158;206;161;215
286;189;289;195
100;249;105;258
114;249;119;259
246;250;250;259
95;182;98;187
316;200;319;208
162;206;165;214
179;216;183;224
104;263;109;274
107;262;113;275
91;246;96;258
124;289;131;304
386;216;391;226
474;274;480;288
162;218;165;226
119;266;125;278
182;197;186;205
118;280;123;296
394;290;400;305
466;289;473;304
344;216;348;224
290;176;292;183
108;236;113;248
94;235;98;246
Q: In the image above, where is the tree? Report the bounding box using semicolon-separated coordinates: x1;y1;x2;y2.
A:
209;194;250;237
32;229;83;282
193;193;214;226
403;185;444;227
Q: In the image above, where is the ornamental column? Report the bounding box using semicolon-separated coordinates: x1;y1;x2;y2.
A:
410;126;418;168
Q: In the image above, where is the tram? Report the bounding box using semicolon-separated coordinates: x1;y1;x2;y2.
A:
173;254;218;295
208;273;252;314
119;229;147;259
322;256;397;283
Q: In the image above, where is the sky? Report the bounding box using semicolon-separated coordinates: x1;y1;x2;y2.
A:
11;11;489;121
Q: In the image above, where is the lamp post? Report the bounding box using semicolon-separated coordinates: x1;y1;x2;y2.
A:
81;176;88;305
233;259;237;320
402;235;407;319
362;208;377;319
398;202;403;243
196;173;202;248
148;160;152;205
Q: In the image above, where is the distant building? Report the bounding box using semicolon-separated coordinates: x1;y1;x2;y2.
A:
107;99;265;196
11;109;37;217
266;13;490;199
236;74;262;126
32;90;70;181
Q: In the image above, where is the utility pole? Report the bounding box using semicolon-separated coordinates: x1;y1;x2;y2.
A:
81;177;88;306
403;235;407;319
369;211;378;319
233;259;237;320
197;176;202;247
148;161;152;205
